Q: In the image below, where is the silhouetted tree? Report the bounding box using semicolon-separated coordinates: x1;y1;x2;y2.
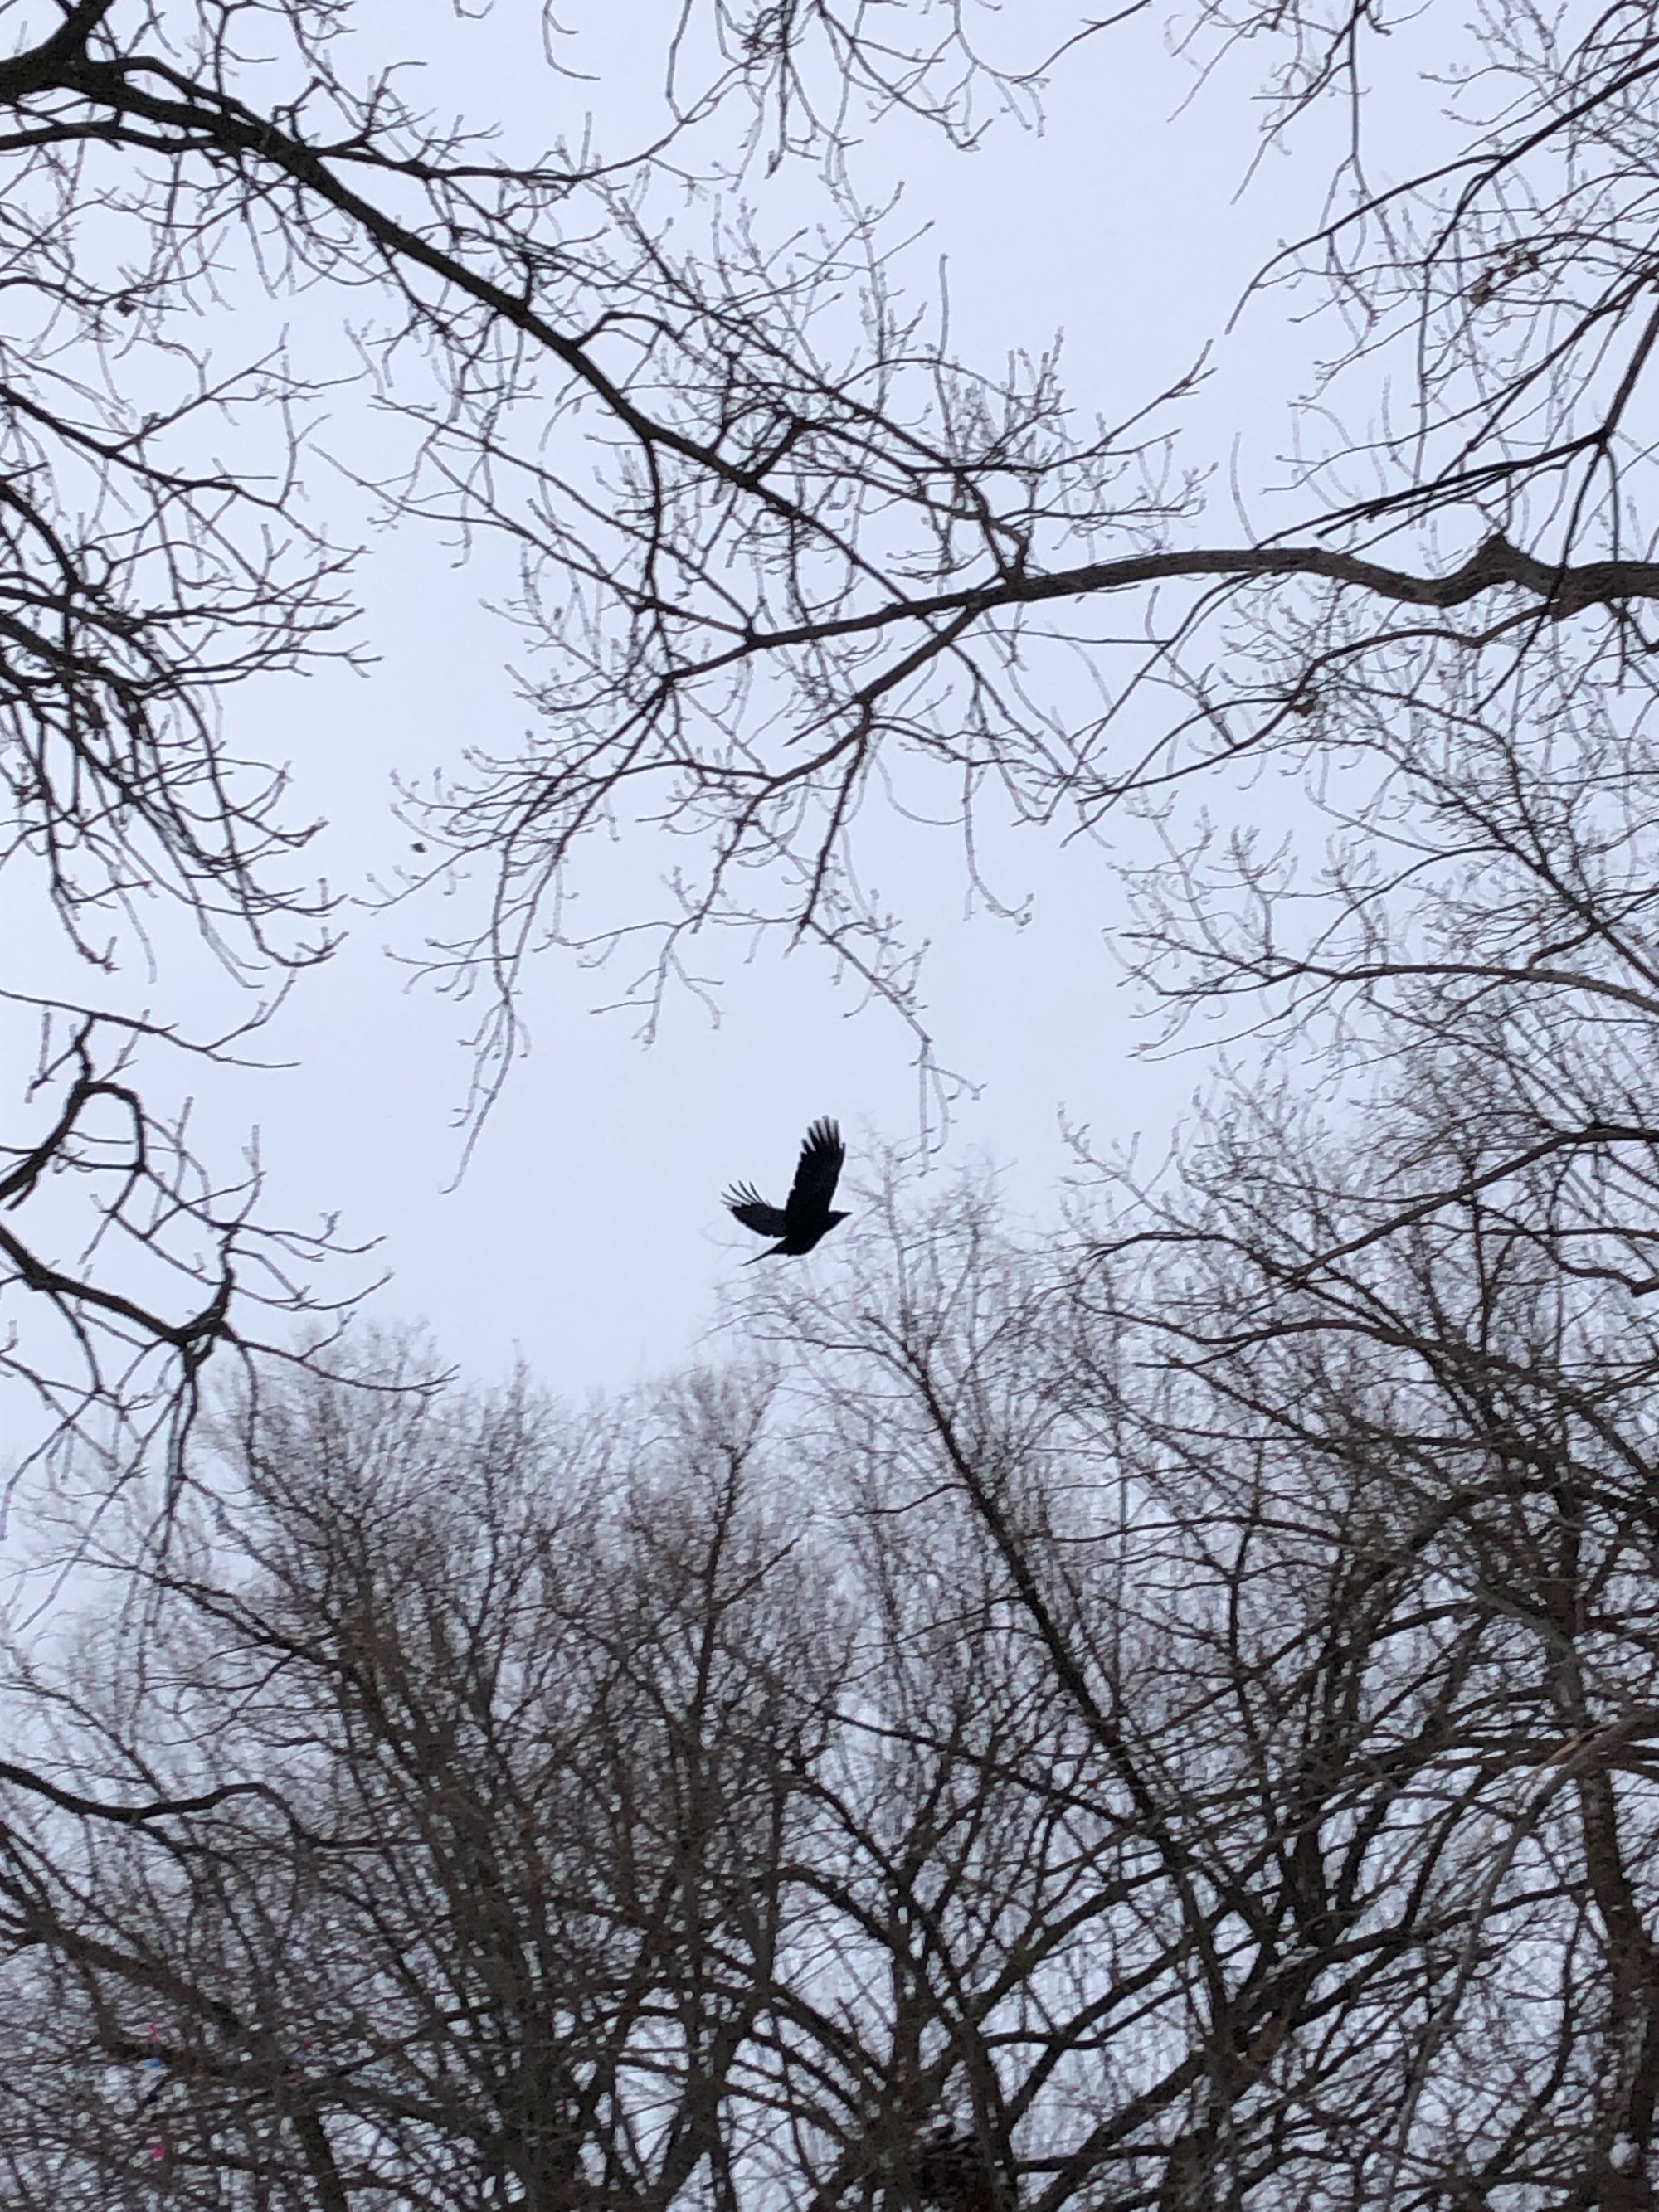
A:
11;7;1659;2209
11;1112;1659;2209
7;0;1657;1471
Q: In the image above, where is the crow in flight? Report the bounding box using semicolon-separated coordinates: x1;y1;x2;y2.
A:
724;1118;848;1260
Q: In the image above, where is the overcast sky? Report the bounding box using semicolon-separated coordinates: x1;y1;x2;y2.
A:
64;1;1344;1401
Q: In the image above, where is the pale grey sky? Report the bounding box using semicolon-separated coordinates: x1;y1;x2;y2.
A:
17;0;1345;1403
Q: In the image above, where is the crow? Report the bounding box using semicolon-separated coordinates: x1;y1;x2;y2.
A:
724;1118;848;1260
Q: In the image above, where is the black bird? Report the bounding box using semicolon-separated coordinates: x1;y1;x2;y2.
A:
724;1117;848;1260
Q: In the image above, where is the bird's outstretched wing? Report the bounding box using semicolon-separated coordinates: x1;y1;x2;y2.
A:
724;1181;788;1237
786;1118;844;1223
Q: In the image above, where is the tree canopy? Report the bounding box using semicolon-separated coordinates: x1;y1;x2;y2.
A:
7;1;1659;2202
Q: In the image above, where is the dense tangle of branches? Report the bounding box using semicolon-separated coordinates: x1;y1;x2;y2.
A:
7;1160;1659;2210
5;2;1659;2203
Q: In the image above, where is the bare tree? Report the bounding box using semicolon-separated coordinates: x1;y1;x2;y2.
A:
768;1164;1659;2212
13;7;1659;2206
10;0;1657;1466
17;0;1658;1127
0;1344;843;2209
382;0;1659;1125
10;1127;1659;2209
0;0;1099;1480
